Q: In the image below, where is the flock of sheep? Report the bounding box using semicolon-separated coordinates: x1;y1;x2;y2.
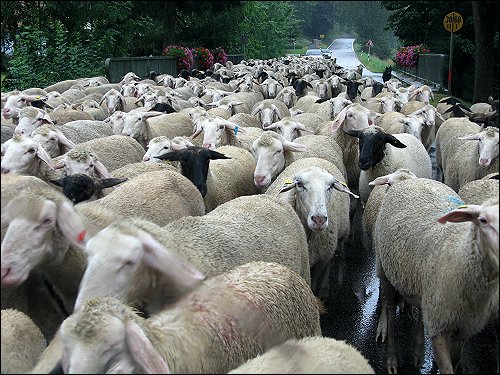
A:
1;51;498;374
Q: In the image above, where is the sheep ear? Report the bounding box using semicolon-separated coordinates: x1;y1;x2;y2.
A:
331;106;348;132
125;320;171;374
384;134;406;148
55;129;76;150
458;133;480;141
276;179;297;195
369;175;391;186
208;150;231;160
136;230;205;293
282;140;306;152
36;144;55;170
94;160;111;178
57;201;87;249
97;177;128;189
154;150;181;161
332;180;359;198
437;204;482;224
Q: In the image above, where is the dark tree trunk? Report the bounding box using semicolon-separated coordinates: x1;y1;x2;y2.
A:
472;1;497;103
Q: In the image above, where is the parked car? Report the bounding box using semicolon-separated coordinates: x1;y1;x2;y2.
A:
304;49;324;59
321;49;333;58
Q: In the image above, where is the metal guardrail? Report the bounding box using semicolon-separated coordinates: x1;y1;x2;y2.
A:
394;53;449;91
105;54;245;83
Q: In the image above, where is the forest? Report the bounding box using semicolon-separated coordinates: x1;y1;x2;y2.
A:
1;1;498;102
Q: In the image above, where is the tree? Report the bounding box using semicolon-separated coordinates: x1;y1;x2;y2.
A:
472;1;498;103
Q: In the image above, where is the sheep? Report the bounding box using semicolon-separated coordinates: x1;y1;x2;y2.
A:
361;96;403;114
436;118;499;190
43;80;80;94
1;308;47;374
228;336;375;374
260;77;284;99
74;193;311;314
227;112;263;128
49;107;94;126
309;96;354;121
12;106;54;136
361;169;417;250
345;126;433;203
72;99;109;121
291;112;329;134
373;178;499;374
263;116;314;142
327;103;377;194
76;169;206;228
265;157;356;300
2;92;46;125
57;261;320;374
49;174;128;204
407;84;434;104
155;145;258;212
82;83;122;97
1;124;14;143
0;174;102;341
48;135;145;180
30;124;76;158
142;135;195;163
190;114;244;150
311;78;333;99
121;110;194;149
1;134;55;177
377;112;434;152
252;131;307;190
382;66;392;82
360;81;384;100
275;86;298;108
458;172;499;205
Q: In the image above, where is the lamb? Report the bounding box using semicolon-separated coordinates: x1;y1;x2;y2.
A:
121;110;194;149
344;126;433;203
228;336;375;374
265;157;356;300
57;261;320;373
1;308;47;374
436;118;499;190
458;172;499;205
373;178;499;374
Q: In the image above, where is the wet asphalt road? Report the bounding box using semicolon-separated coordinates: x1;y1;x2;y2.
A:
317;39;498;374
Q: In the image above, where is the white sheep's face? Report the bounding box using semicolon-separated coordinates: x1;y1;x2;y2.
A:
61;314;130;374
197;117;227;150
1;196;58;286
292;167;335;232
2;95;28;119
1;136;49;175
477;130;499;167
399;116;426;140
74;228;145;311
121;111;146;140
14;108;52;136
267;119;301;142
252;137;286;189
143;138;172;162
105;110;125;135
32;129;61;158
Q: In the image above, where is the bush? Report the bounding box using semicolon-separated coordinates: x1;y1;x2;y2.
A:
162;45;194;71
394;44;429;69
3;21;104;91
212;47;228;65
192;47;214;71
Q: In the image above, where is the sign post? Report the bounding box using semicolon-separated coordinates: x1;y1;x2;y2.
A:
443;12;463;95
366;39;373;60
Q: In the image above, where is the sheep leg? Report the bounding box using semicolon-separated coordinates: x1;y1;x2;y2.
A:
381;275;398;374
431;333;454;374
412;310;425;369
375;282;388;342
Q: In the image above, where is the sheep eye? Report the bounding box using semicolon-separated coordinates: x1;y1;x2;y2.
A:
219;125;225;130
273;149;282;156
42;217;54;226
478;216;488;224
26;148;36;154
347;113;353;117
296;181;303;188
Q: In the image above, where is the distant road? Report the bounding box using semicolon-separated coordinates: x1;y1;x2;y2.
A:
326;38;383;82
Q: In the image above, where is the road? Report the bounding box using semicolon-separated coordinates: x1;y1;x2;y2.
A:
318;38;498;374
326;38;383;82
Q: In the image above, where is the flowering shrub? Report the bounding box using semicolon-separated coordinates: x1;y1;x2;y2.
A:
162;45;194;71
394;44;430;69
212;47;228;65
193;47;214;71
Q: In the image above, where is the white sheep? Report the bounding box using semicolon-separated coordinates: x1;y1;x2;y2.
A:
345;126;433;203
436;118;499;191
407;84;434;104
290;112;328;134
373;178;499;374
458;172;499;205
191;114;244;150
1;134;55;177
52;119;114;144
74;193;311;315
30;124;76;158
121;110;194;149
1;308;47;374
251;99;290;129
227;112;263;128
142;135;195;162
275;85;298;108
309;96;354;121
265;157;356;300
228;336;375;374
59;261;321;373
49;107;94;125
12;106;54;136
263;116;314;142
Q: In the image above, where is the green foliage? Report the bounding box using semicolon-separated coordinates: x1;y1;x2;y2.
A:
3;21;104;91
354;43;393;73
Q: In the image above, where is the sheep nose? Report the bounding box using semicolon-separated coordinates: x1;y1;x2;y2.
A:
142;156;150;162
1;166;10;174
311;215;327;226
479;158;491;167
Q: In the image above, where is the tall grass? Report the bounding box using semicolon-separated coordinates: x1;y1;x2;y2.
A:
353;43;393;73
